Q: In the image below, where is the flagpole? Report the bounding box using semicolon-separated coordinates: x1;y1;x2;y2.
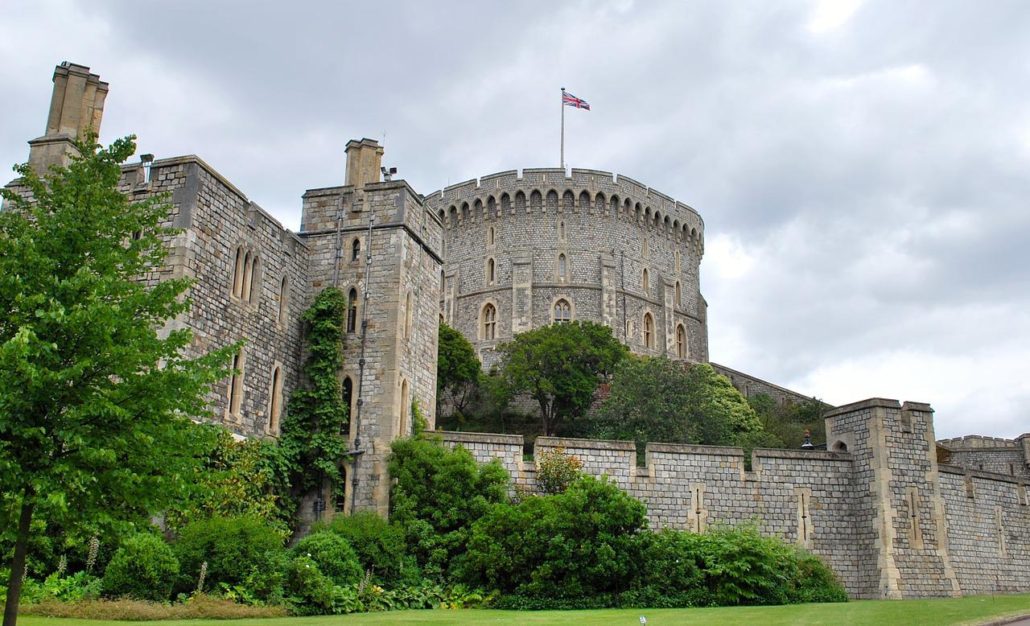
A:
560;87;565;170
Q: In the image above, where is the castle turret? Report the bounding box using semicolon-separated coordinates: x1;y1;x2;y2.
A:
824;398;961;598
27;63;109;174
345;138;384;190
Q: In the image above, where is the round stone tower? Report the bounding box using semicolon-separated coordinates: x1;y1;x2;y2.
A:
425;168;708;368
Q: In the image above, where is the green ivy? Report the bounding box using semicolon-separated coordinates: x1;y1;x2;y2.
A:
274;288;351;519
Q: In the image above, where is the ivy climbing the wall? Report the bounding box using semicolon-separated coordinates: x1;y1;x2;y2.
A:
274;287;351;522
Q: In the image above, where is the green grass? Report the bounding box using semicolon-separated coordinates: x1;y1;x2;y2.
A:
17;594;1030;626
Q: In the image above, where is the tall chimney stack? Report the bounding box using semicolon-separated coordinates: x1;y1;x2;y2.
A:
344;138;384;190
27;62;109;174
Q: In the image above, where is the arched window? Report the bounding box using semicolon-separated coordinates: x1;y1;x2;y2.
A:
675;281;682;307
558;254;567;280
351;238;361;262
554;299;572;323
558;220;566;241
482;303;497;340
642;268;650;294
347;288;358;333
232;247;245;298
643;313;655;349
227;349;245;420
268;365;283;434
342;377;353;421
277;276;289;324
486;257;496;284
676;324;687;359
487;226;495;246
231;246;260;303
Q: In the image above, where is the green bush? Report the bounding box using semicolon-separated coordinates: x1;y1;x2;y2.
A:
173;515;285;594
458;474;647;600
789;552;848;603
630;529;707;607
101;533;180;601
694;526;798;606
291;531;362;587
322;511;419;584
535;447;583;494
388;437;509;579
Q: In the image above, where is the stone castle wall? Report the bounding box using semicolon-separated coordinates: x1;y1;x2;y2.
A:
938;435;1030;479
438;397;1030;599
425;169;708;368
117;156;309;439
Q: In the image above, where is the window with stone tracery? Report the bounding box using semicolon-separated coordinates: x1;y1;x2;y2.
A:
554;298;572;323
643;313;655;349
482;303;497;340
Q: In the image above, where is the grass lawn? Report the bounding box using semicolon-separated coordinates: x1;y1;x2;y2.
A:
16;593;1030;626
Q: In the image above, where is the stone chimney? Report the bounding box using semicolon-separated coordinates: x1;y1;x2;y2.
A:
345;138;383;189
28;62;109;174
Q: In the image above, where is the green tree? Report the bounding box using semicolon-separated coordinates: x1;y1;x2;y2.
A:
590;358;763;448
436;322;481;419
498;321;628;436
0;136;231;625
749;393;827;449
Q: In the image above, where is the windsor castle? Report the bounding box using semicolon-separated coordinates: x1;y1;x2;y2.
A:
5;63;1029;599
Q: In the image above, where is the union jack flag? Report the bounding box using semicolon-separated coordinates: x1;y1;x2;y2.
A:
562;91;590;110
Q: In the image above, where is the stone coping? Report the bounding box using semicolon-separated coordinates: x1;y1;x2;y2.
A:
752;448;852;461
432;430;523;446
939;463;1029;485
646;442;744;456
823;397;902;418
536;436;637;452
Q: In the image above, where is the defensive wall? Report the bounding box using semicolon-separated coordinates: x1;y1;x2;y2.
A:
425;168;708;369
437;397;1030;599
938;434;1030;479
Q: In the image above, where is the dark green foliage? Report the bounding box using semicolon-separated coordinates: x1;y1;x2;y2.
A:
790;552;848;603
290;532;362;587
499;321;628;436
749;393;828;449
632;529;707;606
388;437;509;580
321;512;418;585
693;526;799;606
0;134;233;622
165;427;288;533
591;358;763;448
436;322;481;419
101;534;179;602
458;475;648;599
274;287;350;521
172;515;284;594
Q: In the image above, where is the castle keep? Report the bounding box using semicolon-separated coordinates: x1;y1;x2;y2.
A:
5;63;1028;598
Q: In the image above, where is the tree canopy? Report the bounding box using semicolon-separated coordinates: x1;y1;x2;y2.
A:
436;322;480;419
498;321;628;436
589;358;762;448
0;136;231;625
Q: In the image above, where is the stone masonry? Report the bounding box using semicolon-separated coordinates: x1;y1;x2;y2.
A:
440;398;1030;599
5;64;1027;598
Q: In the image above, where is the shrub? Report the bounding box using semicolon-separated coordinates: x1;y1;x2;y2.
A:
630;529;707;607
101;533;180;601
322;511;419;584
535;447;583;494
694;526;798;606
291;531;362;587
789;552;848;603
173;514;285;594
388;437;509;579
458;474;647;600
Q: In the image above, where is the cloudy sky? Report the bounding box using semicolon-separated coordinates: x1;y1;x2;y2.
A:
2;0;1028;439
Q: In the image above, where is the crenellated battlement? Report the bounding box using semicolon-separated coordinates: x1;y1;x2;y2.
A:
426;167;704;250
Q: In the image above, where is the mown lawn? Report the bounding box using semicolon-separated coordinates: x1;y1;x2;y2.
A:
15;593;1030;626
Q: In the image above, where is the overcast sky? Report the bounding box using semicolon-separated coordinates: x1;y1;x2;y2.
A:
3;0;1028;439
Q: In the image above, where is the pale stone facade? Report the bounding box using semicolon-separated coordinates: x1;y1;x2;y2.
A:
441;398;1030;599
425;170;708;369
